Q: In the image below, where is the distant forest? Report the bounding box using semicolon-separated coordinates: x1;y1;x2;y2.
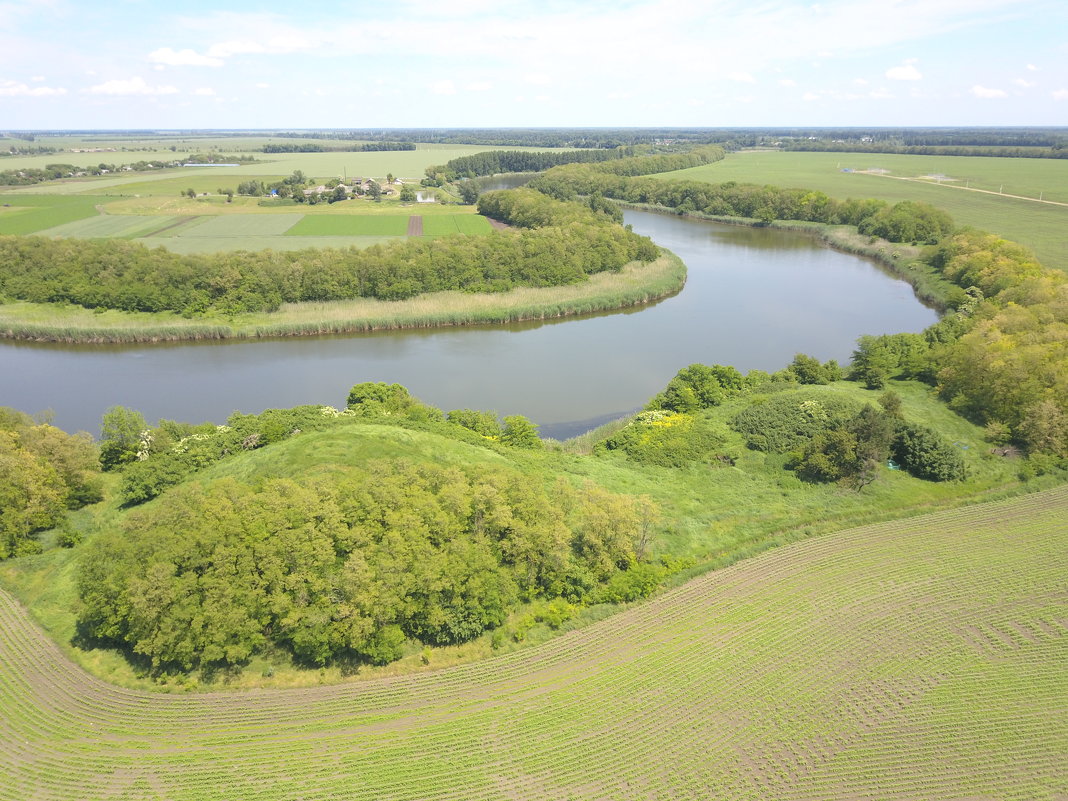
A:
9;127;1067;151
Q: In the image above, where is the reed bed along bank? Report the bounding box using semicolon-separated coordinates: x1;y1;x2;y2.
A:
0;252;685;344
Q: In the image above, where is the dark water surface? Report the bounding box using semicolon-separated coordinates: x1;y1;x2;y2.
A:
1;210;938;437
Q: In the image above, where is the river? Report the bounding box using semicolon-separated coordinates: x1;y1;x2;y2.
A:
0;210;938;438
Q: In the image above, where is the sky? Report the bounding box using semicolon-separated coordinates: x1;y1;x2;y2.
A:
1;0;1066;129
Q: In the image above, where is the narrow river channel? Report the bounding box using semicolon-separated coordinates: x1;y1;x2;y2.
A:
0;210;939;438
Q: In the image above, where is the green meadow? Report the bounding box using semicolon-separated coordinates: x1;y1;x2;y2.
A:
0;194;104;234
659;150;1068;270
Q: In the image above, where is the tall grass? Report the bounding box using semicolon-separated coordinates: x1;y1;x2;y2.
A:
0;253;686;344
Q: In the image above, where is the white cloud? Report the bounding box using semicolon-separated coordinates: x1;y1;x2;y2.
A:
802;91;820;101
430;79;456;95
886;61;922;81
465;81;492;91
524;73;551;86
148;47;224;67
0;80;66;97
1027;63;1039;71
192;87;215;96
869;87;893;99
852;78;868;86
728;71;756;84
255;82;270;89
1013;78;1036;88
86;77;180;96
30;75;44;82
971;85;1007;98
778;78;796;87
206;40;269;58
1052;89;1068;101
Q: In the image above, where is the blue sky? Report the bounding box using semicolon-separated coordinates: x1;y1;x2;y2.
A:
2;0;1066;128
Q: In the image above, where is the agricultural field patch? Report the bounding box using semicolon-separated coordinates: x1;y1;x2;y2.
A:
168;213;306;238
0;194;103;234
658;150;1068;271
0;486;1064;800
285;214;410;236
137;234;402;255
422;214;494;236
84;173;289;197
35;214;178;240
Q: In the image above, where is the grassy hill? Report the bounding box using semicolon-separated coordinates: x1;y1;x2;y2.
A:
1;484;1064;800
0;379;1046;689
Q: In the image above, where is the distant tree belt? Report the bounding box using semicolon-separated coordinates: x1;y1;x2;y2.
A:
0;192;656;316
529;163;953;243
425;147;637;181
262;142;416;153
0;154;256;186
781;141;1068;158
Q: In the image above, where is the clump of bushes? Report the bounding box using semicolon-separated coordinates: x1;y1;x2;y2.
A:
891;422;966;481
598;410;727;468
79;461;660;671
0;408;102;559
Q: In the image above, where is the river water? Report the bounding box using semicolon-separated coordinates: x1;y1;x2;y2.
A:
0;210;938;438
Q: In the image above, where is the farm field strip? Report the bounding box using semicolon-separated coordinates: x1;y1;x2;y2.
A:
134;234;403;254
162;213;305;238
1;487;1065;800
30;214;178;240
422;214;493;236
0;194;105;235
285;214;413;236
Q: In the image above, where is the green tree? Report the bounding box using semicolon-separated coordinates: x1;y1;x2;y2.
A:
0;431;66;559
457;182;481;205
501;415;541;448
99;406;148;470
789;353;830;384
346;382;415;415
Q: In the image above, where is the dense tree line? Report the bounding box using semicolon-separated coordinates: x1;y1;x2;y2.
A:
262;142;415;153
275;129;730;148
0;190;656;315
0;153;255;187
782;141;1068;159
0;408;102;559
762;128;1068;148
78;459;655;670
423;147;634;184
530;162;951;242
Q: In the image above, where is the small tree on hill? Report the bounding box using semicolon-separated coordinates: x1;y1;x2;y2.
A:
501;415;541;449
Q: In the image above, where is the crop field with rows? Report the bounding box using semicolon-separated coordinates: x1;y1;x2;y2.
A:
2;486;1065;800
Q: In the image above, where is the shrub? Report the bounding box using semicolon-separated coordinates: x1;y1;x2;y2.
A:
731;392;859;453
892;423;966;481
599;411;726;467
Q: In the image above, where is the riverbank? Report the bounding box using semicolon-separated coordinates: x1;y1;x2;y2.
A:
0;251;686;344
614;202;959;311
